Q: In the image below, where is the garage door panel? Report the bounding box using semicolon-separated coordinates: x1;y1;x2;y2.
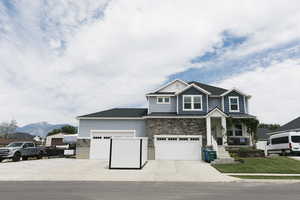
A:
89;131;134;160
154;135;202;161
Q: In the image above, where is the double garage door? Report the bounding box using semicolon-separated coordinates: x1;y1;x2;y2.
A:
89;130;135;160
90;131;202;161
154;135;202;160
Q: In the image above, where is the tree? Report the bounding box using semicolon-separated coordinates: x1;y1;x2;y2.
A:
47;129;61;136
0;120;18;135
47;125;77;136
61;125;77;135
258;123;280;131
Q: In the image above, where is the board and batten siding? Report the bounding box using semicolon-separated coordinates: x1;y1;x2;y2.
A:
148;96;177;113
208;97;222;111
223;91;246;114
78;119;146;138
178;87;208;115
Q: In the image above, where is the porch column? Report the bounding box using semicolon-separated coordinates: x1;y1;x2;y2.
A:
221;117;227;146
206;117;212;146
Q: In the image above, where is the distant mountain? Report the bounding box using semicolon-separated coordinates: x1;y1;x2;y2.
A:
15;122;70;138
0;132;34;140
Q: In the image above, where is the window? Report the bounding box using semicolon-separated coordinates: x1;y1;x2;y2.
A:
227;124;243;137
292;136;300;143
229;96;240;112
235;124;243;136
227;130;233;136
183;95;202;111
179;138;188;141
157;97;170;104
271;136;289;144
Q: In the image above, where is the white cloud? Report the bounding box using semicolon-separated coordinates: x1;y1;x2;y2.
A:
0;0;300;125
217;59;300;125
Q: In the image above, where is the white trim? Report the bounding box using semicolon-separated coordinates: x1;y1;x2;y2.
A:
147;96;150;115
156;96;171;104
77;117;144;120
176;96;178;114
182;95;203;111
175;83;211;95
77;136;91;139
221;96;225;111
268;129;300;135
206;107;228;118
243;96;246;113
206;95;209;112
151;79;189;93
220;88;251;97
90;129;136;137
229;96;240;113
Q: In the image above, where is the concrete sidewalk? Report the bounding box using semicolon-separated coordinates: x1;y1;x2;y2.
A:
0;159;237;182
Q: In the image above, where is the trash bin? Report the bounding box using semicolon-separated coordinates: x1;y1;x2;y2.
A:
202;148;217;163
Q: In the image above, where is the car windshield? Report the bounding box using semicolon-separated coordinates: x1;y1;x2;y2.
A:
292;136;300;143
7;142;24;147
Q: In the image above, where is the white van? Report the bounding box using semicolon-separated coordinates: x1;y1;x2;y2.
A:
266;132;300;155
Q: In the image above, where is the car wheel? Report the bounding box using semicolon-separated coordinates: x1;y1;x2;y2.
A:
12;152;21;162
37;153;42;159
22;156;28;160
0;158;3;163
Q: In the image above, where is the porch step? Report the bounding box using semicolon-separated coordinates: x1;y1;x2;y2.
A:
212;146;235;164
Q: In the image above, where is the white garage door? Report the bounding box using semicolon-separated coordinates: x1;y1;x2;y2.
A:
154;135;202;160
90;130;135;160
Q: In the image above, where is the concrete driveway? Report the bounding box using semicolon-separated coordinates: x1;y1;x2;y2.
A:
0;159;237;182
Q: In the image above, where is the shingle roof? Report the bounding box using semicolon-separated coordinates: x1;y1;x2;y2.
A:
273;117;300;132
189;81;228;95
78;108;148;118
257;128;271;140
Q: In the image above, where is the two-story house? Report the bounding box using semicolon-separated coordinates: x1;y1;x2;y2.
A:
76;79;256;160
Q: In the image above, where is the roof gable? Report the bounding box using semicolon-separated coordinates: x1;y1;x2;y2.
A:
175;83;211;95
221;88;250;97
154;79;189;93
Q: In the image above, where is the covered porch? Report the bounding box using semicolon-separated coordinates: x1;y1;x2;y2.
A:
205;108;257;151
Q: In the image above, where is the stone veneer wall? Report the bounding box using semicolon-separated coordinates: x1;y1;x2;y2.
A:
76;139;90;159
145;118;207;147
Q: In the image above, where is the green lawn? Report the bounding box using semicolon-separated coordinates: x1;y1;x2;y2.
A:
232;175;300;180
212;157;300;174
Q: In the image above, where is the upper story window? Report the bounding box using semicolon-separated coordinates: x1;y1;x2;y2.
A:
183;95;202;111
157;96;170;104
229;96;240;112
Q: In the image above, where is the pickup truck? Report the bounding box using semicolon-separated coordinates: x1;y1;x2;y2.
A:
0;142;44;162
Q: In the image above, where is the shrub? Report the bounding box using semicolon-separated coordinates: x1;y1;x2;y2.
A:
228;147;265;158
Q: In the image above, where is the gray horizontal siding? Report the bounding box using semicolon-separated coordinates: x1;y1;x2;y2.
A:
78;119;146;138
148;96;177;113
178;87;208;115
224;91;245;114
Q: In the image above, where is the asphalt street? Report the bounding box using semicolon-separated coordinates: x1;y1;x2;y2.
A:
0;181;300;200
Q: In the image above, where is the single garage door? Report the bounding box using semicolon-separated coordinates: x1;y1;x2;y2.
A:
154;135;202;160
90;130;135;160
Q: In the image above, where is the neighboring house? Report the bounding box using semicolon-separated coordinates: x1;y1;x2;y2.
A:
77;79;256;160
268;116;300;135
256;128;270;150
45;133;65;146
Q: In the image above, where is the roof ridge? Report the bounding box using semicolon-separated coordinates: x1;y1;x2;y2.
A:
189;81;228;91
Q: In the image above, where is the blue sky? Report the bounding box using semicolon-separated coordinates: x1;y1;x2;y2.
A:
0;0;300;125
